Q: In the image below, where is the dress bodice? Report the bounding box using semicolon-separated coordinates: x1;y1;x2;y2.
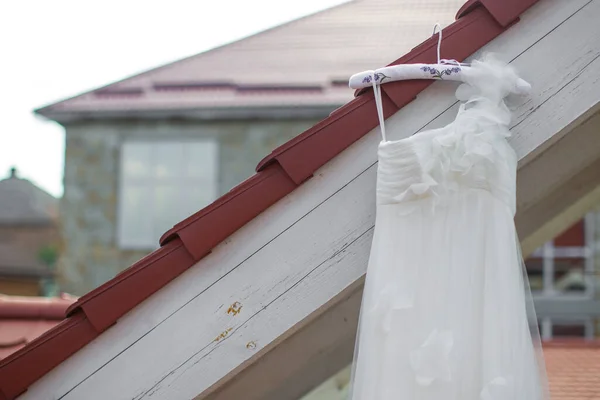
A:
375;57;522;215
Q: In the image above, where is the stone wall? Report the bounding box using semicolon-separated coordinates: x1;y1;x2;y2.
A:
59;118;319;295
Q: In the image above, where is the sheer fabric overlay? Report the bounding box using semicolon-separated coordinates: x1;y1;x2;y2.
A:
346;57;550;399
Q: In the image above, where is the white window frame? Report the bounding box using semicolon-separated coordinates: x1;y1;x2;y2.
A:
540;316;594;340
117;139;218;250
530;213;596;300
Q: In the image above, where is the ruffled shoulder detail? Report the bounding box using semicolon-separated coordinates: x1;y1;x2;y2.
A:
455;54;530;103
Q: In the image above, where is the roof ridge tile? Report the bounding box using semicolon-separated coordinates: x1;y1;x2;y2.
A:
457;0;539;27
0;313;97;400
66;238;194;332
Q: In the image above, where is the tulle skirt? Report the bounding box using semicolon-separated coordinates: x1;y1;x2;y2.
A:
346;189;550;399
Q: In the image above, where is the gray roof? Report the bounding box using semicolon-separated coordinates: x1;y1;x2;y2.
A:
0;243;53;278
36;0;463;121
0;168;57;226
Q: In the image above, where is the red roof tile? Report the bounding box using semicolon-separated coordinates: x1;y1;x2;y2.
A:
0;0;541;398
0;294;77;361
544;341;600;399
0;321;58;360
457;0;539;27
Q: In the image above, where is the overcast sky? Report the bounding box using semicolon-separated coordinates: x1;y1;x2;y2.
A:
0;0;348;197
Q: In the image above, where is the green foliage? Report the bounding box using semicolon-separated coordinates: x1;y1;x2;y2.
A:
38;245;59;297
38;245;58;269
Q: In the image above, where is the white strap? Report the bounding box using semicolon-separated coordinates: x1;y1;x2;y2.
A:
432;23;461;66
432;23;442;64
369;71;387;142
368;23;451;143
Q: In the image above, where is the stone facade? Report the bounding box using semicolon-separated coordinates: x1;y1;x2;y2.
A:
59;118;320;294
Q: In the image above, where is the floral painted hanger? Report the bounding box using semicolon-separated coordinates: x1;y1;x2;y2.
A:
348;23;530;95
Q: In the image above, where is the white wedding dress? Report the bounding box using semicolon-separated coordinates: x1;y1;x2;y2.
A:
347;58;550;399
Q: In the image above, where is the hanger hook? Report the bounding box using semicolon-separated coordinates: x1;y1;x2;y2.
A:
432;23;442;64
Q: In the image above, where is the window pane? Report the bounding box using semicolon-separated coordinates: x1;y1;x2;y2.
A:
153;142;184;179
525;258;543;292
554;257;587;293
122;142;152;179
185;141;218;180
118;185;154;248
118;140;218;249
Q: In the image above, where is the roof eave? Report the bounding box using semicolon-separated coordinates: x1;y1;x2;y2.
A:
0;220;56;228
0;267;54;280
33;104;343;124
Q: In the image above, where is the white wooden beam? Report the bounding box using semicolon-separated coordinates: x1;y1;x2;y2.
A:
518;109;600;255
20;0;600;399
202;283;363;400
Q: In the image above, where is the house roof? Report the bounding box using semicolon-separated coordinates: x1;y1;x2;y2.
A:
0;0;540;398
0;168;57;226
0;295;77;361
544;341;600;399
35;0;467;122
0;244;53;280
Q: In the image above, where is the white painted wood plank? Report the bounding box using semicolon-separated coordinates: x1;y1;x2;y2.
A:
168;234;373;400
203;284;363;400
516;110;600;240
20;0;597;398
520;156;600;256
517;112;600;213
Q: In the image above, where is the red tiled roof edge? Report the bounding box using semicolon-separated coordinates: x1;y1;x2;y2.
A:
0;1;540;398
543;339;600;349
0;238;192;400
0;315;97;400
0;295;76;320
457;0;538;27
